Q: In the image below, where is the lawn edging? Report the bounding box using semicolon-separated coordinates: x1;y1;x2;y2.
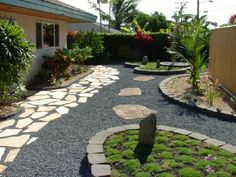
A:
134;66;188;75
159;74;236;120
87;124;236;177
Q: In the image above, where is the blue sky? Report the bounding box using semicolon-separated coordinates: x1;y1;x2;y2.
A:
61;0;236;26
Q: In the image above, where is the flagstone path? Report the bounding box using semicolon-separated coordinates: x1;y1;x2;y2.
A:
0;65;119;173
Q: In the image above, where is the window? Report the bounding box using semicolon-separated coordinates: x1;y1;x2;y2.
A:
36;22;59;49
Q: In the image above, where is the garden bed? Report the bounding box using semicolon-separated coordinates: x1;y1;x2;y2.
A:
87;125;236;177
0;104;23;119
159;75;236;119
27;67;92;90
133;62;188;75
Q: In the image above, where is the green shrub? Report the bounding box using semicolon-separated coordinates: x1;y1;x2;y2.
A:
176;147;193;155
176;155;195;164
123;159;141;172
123;141;138;150
153;144;168;152
73;31;104;57
0;18;34;104
160;151;173;159
105;148;120;156
122;150;135;159
134;172;150;177
143;163;161;173
107;154;123;163
178;167;202;177
171;140;187;147
67;46;92;64
156;136;169;144
159;173;175;177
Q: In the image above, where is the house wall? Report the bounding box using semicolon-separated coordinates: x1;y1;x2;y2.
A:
0;10;68;82
209;25;236;96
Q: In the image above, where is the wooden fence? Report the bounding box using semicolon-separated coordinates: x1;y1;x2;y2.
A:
209;25;236;97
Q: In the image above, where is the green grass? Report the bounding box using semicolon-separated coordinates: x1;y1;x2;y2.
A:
104;130;236;177
135;62;183;71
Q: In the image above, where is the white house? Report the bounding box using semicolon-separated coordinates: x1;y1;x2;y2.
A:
0;0;97;81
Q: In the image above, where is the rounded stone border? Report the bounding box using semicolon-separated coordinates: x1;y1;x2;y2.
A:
124;62;141;68
27;69;93;91
134;66;188;75
0;105;24;120
160;62;190;67
87;124;236;177
159;74;236;120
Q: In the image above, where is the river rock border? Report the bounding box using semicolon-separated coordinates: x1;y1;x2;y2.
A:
159;74;236;119
133;66;188;75
87;124;236;177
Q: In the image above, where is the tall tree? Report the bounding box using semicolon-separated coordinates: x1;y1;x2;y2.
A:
111;0;139;30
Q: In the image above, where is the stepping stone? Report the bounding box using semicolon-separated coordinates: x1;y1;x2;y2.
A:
49;100;72;106
90;90;99;94
27;95;50;101
28;99;56;106
16;118;33;129
108;75;119;80
65;102;78;108
68;88;84;94
65;95;77;102
18;108;35;118
37;106;56;112
0;147;6;161
112;104;157;120
0;129;22;138
26;137;38;145
30;112;48;119
23;122;48;133
56;106;69;114
69;84;82;88
0;119;15;129
78;93;94;97
78;97;87;103
20;103;36;108
0;165;7;173
133;76;155;81
5;149;20;163
50;92;67;99
51;88;67;92
35;91;51;95
0;135;30;148
40;113;61;122
80;88;94;93
118;88;141;96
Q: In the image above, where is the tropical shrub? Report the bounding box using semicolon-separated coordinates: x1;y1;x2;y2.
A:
229;14;236;25
168;17;209;93
0;18;34;105
67;46;92;64
73;31;104;57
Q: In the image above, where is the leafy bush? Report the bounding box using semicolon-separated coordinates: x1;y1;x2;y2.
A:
0;18;34;105
67;46;92;64
73;31;104;57
38;49;74;85
178;167;202;177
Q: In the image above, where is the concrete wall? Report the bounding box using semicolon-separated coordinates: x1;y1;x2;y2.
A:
0;11;68;82
209;25;236;96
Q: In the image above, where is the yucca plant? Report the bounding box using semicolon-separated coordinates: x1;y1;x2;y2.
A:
168;17;209;93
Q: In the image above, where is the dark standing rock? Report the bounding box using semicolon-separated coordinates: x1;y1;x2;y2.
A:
139;113;157;146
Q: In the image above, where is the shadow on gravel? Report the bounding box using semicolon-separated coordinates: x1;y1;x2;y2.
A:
79;156;88;177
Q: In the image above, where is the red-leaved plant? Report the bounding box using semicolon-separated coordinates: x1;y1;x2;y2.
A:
229;14;236;24
134;31;154;46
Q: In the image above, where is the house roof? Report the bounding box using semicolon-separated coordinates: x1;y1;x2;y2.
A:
68;23;121;33
0;0;97;23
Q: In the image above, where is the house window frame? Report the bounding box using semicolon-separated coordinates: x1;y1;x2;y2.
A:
36;22;59;49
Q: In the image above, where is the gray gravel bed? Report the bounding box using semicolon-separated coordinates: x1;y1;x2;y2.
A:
4;64;236;177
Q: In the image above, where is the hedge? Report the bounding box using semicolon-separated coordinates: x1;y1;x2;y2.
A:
97;32;171;62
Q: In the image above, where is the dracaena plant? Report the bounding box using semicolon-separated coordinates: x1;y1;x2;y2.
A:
168;17;209;93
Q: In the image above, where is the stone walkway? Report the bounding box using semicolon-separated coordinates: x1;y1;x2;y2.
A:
0;65;119;173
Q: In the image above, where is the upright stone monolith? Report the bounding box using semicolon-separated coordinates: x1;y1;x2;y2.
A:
138;113;157;146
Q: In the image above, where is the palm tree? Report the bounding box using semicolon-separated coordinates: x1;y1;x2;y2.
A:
168;17;209;93
111;0;139;30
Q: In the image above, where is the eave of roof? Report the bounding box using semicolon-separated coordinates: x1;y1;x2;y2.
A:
0;0;97;22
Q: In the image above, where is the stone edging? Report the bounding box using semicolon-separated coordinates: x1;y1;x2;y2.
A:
160;62;190;67
133;66;188;75
124;62;141;68
0;105;24;120
159;74;236;120
27;69;93;91
87;124;236;177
